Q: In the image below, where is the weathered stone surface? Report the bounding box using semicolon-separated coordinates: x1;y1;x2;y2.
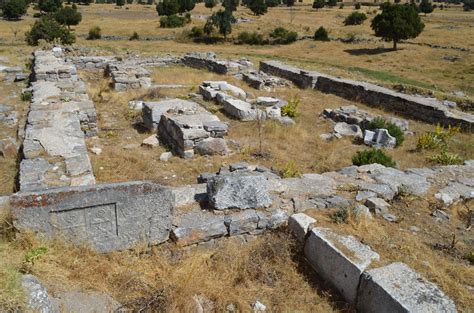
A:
11;181;174;252
105;62;151;91
304;227;380;303
334;122;363;138
160;151;172;162
22;274;55;312
435;182;473;206
195;138;230;156
370;167;430;196
358;262;457;313
222;97;261;121
364;129;396;149
288;213;316;242
207;174;272;210
142;134;159;147
225;210;259;236
0;137;18;158
171;184;207;207
171;210;227;246
202;81;246;99
142;98;202;131
365;197;391;215
52;290;121;313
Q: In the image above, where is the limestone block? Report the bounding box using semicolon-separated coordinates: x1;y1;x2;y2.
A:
207;174;272;210
357;262;457;313
304;228;380;303
288;213;316;242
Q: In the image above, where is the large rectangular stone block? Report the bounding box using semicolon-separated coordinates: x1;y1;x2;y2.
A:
304;228;379;303
10;181;174;252
357;262;457;313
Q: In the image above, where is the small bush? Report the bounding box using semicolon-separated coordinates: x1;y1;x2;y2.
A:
2;0;28;20
21;90;32;102
87;26;102;40
280;160;300;178
352;148;396;167
26;17;75;46
344;11;367;25
269;27;297;44
281;95;299;118
416;125;460;151
190;26;204;38
355;2;361;9
265;0;280;7
367;117;404;147
330;208;349;224
312;0;325;9
160;14;189;28
314;26;329;41
428;151;464;165
129;31;139;40
237;31;265;45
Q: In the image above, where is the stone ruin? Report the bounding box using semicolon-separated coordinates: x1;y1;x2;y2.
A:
20;50;97;191
5;49;474;312
182;52;253;76
198;80;295;125
104;62;152;91
142;98;230;158
321;105;409;148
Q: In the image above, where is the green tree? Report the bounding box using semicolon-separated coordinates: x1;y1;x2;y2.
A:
116;0;125;6
204;0;217;10
419;0;433;14
156;0;179;16
2;0;28;20
284;0;294;6
205;9;235;37
371;3;424;50
314;26;329;41
248;0;267;15
25;16;75;45
464;0;474;11
327;0;336;7
177;0;195;14
222;0;238;11
54;5;82;29
265;0;279;6
38;0;62;13
355;2;360;9
312;0;324;9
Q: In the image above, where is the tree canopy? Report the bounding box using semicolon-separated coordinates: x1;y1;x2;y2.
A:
54;5;82;29
2;0;28;20
371;3;424;50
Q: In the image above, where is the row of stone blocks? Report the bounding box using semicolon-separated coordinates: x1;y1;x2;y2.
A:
260;60;474;132
20;50;98;191
288;213;457;312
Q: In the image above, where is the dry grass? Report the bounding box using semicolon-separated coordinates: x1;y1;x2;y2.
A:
84;65;474;186
0;230;341;312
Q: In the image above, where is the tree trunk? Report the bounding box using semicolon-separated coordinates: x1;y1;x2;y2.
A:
393;40;397;50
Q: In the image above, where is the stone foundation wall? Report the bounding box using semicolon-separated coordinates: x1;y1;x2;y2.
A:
260;60;474;131
182;52;229;74
19;50;98;191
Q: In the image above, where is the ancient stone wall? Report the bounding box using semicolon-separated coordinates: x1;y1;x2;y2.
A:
260;60;474;131
10;181;174;252
20;50;97;191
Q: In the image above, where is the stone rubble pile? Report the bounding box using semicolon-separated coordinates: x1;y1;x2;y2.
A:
260;60;474;132
242;71;291;90
19;49;98;191
142;98;230;158
182;52;253;75
289;213;457;312
105;62;152;91
198;81;295;125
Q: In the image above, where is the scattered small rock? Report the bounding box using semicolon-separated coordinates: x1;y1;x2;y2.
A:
383;213;398;223
89;147;102;155
431;209;450;221
160;151;172;162
142;135;159;148
252;300;266;312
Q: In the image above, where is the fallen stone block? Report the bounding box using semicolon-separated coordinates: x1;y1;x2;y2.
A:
225;210;260;236
364;129;396;149
207;174;272;210
171;210;227;246
10;181;174;252
357;262;457;313
222;97;261;121
142;98;203;131
334;122;363;138
22;274;55;313
288;213;316;242
304;228;380;303
195;138;229;156
364;197;391;215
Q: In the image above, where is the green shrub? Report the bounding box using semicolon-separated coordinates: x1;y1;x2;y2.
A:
352;148;396;167
265;0;280;7
339;3;344;8
21;90;32;102
416;125;460;151
428;151;464;165
160;14;189;28
312;0;325;9
330;208;349;224
269;27;297;44
344;11;367;25
26;17;76;46
367;117;405;147
355;2;361;9
129;31;139;40
2;0;28;20
281;95;299;118
54;5;82;30
314;26;329;41
237;31;266;45
87;26;101;40
280;160;300;178
190;26;204;38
